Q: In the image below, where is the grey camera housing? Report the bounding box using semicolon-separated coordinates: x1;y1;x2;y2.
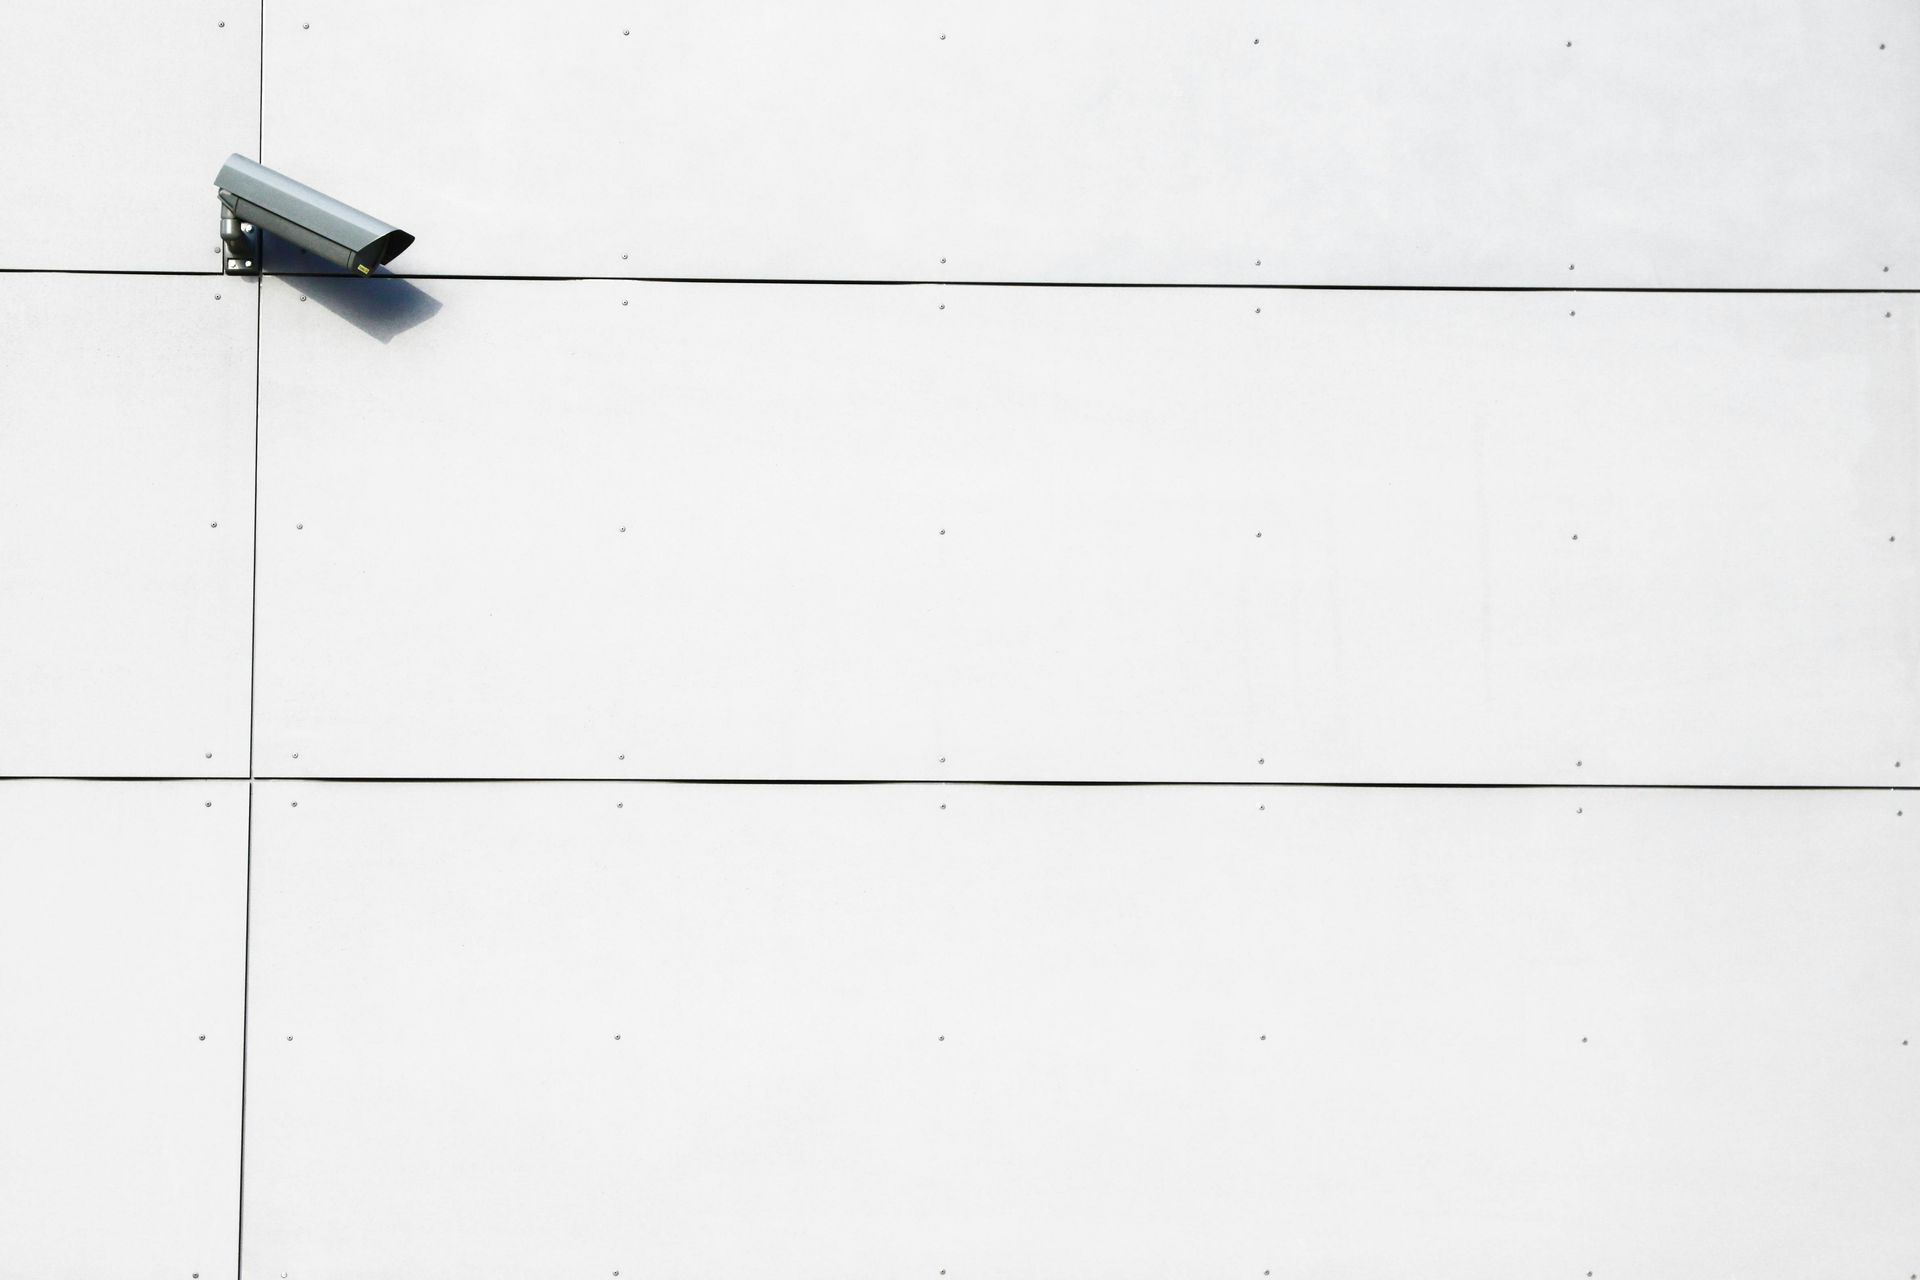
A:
215;154;414;277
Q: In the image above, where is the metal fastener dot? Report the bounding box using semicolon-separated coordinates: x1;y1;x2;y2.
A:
939;756;946;763
938;1035;945;1041
214;294;221;300
615;1034;622;1040
1253;37;1259;44
296;523;303;529
217;20;224;26
286;1036;293;1041
205;752;213;759
939;32;945;39
199;1035;206;1041
302;22;309;28
291;802;297;808
205;802;212;808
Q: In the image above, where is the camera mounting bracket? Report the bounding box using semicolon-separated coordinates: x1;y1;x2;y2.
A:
219;192;261;275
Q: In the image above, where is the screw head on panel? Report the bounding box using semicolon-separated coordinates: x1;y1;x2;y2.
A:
217;20;224;26
205;752;213;759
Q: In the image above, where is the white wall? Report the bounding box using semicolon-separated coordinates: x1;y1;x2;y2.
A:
0;2;1914;1277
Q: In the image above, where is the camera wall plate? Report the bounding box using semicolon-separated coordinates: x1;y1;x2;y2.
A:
220;196;260;275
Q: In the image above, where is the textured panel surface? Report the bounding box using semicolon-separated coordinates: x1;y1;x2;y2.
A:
240;781;1918;1279
0;780;248;1280
0;275;256;777
260;0;1920;284
0;4;259;271
253;281;1917;784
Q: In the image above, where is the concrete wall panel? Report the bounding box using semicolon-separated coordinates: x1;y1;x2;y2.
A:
0;275;256;777
260;0;1920;285
0;4;260;271
253;281;1917;784
239;781;1919;1279
0;780;248;1280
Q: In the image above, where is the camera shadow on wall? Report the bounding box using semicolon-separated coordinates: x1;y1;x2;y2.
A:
263;230;442;344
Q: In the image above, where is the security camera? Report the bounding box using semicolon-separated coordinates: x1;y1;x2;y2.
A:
214;154;413;277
